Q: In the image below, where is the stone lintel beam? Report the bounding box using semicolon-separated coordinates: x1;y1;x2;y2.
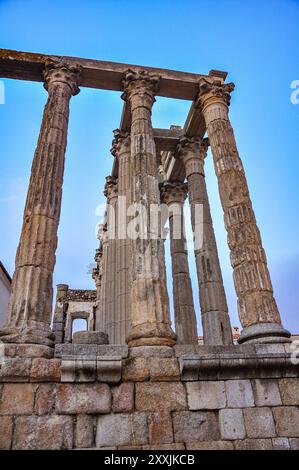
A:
0;48;227;100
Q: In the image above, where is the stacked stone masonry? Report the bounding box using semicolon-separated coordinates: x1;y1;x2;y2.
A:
0;345;299;450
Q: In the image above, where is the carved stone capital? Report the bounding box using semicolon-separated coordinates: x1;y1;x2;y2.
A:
160;181;188;205
104;175;118;200
175;136;209;177
43;59;82;95
92;265;100;281
196;77;235;109
98;223;109;246
94;247;103;264
110;128;131;157
121;69;160;105
176;136;209;158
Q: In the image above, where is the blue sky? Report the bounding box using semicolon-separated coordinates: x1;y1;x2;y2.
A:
0;0;298;334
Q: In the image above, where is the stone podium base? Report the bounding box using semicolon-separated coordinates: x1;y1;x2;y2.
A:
0;343;299;450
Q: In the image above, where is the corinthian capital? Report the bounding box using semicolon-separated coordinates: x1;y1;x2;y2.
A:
110;128;131;157
196;77;235;108
160;181;188;205
104;175;118;200
121;69;160;102
175;136;209;159
43;59;82;95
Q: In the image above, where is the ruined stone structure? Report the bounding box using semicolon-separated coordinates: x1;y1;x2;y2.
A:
0;49;298;451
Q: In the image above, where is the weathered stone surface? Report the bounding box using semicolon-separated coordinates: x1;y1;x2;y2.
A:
234;439;273;450
0;358;31;382
289;438;299;450
61;360;76;382
148;412;173;444
186;381;226;410
73;344;97;357
251;379;282;406
97;345;128;358
219;409;246;440
0;383;35;414
30;358;61;382
174;345;200;357
225;380;254;407
112;382;134;413
255;343;286;354
272;438;290;450
96;413;148;447
35;384;54;415
243;407;276;438
56;384;111;414
149;358;180;381
117;446;142;450
279;378;299;405
273;407;299;437
0;416;13;449
129;346;174;358
76;359;97;382
142;443;185;450
4;344;53;358
75;415;94;448
136;382;187;412
122;357;149;382
13;415;73;449
172;411;220;443
73;331;108;344
186;440;233;450
97;357;122;383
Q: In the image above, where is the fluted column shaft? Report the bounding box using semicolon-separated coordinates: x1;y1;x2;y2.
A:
161;182;198;344
0;60;81;347
112;130;132;344
104;176;118;344
197;78;290;343
176;137;233;345
96;225;109;333
121;69;176;347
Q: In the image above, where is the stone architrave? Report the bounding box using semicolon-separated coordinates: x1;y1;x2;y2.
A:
196;77;290;343
160;181;198;344
121;69;176;347
175;137;233;345
0;59;81;349
111;130;132;344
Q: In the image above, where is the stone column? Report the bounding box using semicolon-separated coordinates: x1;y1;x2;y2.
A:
103;176;118;344
0;60;81;350
92;247;103;316
111;129;132;344
121;69;176;347
176;137;233;345
52;284;69;344
96;224;109;334
197;77;290;343
160;181;198;344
